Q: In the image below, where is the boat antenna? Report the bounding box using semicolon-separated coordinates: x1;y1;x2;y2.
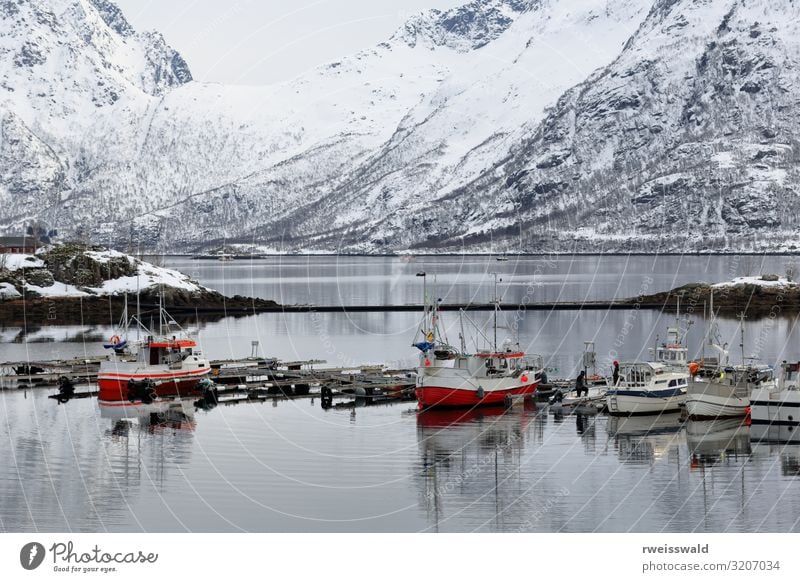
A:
738;311;746;364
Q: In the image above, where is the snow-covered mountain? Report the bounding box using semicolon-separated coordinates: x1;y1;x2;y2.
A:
1;0;798;253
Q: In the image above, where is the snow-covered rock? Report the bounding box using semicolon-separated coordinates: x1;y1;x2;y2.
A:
712;275;798;289
0;245;206;299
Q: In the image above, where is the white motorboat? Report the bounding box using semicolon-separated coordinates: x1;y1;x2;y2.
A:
606;362;689;415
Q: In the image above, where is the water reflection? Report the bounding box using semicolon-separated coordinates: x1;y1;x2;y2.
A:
750;424;800;478
607;413;684;465
416;406;533;532
686;419;751;468
99;399;198;432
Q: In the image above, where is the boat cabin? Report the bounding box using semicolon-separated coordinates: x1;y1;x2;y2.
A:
140;336;198;367
654;327;688;365
618;362;689;388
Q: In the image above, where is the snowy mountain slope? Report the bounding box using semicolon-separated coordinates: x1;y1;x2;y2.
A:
0;0;191;227
1;0;799;253
423;0;800;251
64;0;649;251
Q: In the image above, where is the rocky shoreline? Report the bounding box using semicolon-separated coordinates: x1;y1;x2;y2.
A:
629;277;800;317
0;292;281;326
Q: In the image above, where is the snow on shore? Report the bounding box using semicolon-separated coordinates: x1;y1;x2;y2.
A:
712;276;798;289
1;250;207;298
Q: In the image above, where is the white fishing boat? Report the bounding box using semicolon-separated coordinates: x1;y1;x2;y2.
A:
413;273;542;408
606;361;689;415
688;365;774;419
687;307;775;419
750;361;800;427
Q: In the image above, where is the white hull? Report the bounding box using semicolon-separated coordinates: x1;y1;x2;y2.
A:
607;391;686;415
750;387;800;426
685;394;749;419
561;387;606;407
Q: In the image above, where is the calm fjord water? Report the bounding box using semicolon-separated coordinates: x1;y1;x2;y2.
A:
2;255;799;532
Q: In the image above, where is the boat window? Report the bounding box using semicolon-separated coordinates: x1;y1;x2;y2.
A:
668;379;677;387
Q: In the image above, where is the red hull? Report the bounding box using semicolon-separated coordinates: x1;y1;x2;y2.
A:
416;382;538;408
98;376;207;402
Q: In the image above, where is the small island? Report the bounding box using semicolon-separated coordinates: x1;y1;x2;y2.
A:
631;274;800;317
0;243;278;325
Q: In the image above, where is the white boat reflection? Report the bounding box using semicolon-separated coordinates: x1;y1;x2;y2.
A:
607;413;684;465
99;397;197;431
749;424;800;477
686;418;751;468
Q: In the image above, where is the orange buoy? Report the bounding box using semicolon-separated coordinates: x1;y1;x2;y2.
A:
521;375;529;383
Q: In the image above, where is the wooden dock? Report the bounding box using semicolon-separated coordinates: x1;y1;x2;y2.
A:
5;355;417;411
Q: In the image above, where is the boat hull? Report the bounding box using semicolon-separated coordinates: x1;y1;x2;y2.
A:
98;367;211;402
686;395;749;419
606;389;686;416
416;383;537;407
750;387;800;426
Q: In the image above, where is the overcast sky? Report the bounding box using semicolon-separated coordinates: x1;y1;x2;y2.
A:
114;0;463;85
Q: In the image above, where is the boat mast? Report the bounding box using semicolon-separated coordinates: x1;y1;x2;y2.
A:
136;264;141;342
416;271;430;342
739;311;746;364
492;272;499;351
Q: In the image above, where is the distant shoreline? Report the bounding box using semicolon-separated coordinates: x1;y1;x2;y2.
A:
2;289;797;326
161;251;800;259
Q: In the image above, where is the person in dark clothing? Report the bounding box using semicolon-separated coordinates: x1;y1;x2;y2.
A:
575;370;588;397
612;360;620;386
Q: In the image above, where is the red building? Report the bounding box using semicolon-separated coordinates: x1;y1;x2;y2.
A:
0;236;37;254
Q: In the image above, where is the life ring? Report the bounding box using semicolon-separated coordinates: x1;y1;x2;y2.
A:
110;334;121;345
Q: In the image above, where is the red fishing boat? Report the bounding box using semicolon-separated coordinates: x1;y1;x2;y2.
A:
98;304;211;406
413;273;542;408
